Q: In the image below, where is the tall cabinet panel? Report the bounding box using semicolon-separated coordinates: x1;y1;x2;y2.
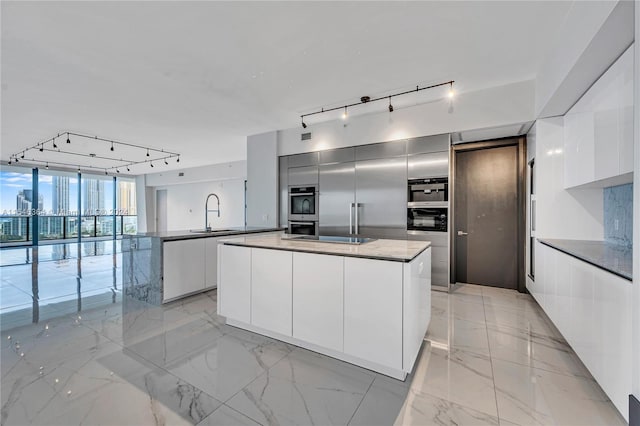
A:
355;157;407;239
319;162;356;236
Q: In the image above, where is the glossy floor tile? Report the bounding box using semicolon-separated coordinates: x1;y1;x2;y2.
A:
0;279;627;425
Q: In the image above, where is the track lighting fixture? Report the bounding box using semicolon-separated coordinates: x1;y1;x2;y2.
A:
9;131;180;174
448;82;455;99
300;79;454;124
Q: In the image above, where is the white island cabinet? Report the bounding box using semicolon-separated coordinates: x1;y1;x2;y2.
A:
217;234;431;380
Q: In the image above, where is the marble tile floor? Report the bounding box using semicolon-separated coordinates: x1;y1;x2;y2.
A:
0;283;628;425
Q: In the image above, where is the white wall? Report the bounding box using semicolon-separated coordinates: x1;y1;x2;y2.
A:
535;0;634;118
278;80;535;156
145;160;246;187
633;0;640;405
153;179;245;231
246;131;278;227
531;117;603;241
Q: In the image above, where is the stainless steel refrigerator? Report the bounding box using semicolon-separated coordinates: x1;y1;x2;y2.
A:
318;143;407;239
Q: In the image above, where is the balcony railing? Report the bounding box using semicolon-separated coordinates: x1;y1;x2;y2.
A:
0;215;138;243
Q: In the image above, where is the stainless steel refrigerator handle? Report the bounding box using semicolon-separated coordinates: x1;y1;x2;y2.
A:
355;203;359;234
349;203;354;234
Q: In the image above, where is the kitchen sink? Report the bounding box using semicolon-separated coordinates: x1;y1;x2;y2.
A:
189;229;234;233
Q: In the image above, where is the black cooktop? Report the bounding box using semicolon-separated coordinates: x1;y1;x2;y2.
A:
288;235;376;245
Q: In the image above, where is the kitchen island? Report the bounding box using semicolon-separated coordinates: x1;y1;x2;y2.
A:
123;227;283;305
217;234;431;380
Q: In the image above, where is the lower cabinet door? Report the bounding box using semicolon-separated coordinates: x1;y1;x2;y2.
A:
204;237;220;288
163;239;205;301
218;245;251;323
344;257;403;370
251;248;293;336
292;252;343;352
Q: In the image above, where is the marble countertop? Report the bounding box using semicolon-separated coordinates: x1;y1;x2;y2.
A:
128;227;284;242
220;234;431;262
538;239;632;281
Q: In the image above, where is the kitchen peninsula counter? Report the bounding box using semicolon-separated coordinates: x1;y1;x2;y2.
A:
123;227;282;305
217;235;432;380
220;234;430;262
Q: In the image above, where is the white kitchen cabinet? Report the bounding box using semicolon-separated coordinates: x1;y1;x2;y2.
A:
163;239;206;302
402;248;431;372
218;244;252;323
344;257;403;370
292;252;343;352
564;44;634;188
251;248;293;336
204;237;220;288
534;242;631;420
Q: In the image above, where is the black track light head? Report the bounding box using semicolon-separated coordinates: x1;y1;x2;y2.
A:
46;163;49;170
21;152;25;159
8;158;12;165
14;158;19;163
66;134;71;144
105;170;108;175
127;166;130;172
110;142;114;152
176;157;180;163
164;159;168;165
53;139;57;149
301;118;307;129
116;169;120;173
150;162;154;168
146;149;150;157
39;144;44;152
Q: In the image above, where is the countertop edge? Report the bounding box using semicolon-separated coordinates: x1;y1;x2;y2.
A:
126;228;284;242
538;239;632;282
221;240;431;263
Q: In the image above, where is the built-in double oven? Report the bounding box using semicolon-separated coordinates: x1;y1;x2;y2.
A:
288;185;319;235
407;177;448;232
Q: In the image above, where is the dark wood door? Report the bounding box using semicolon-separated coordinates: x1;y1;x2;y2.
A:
454;144;519;289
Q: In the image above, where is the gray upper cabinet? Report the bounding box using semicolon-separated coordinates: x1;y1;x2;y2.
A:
287;152;319;168
319;147;355;165
407;134;450;155
408;151;449;179
355;141;407;161
288;165;318;186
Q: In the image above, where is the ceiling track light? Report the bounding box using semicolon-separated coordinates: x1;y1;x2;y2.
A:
45;163;49;170
150;161;154;168
10;131;180;174
300;79;454;124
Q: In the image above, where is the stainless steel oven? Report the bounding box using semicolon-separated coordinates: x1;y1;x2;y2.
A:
288;220;318;236
288;185;318;221
408;177;448;204
407;205;448;232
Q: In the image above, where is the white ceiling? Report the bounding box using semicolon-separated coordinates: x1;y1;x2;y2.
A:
1;1;574;174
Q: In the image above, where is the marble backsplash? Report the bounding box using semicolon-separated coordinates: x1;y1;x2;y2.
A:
603;183;633;247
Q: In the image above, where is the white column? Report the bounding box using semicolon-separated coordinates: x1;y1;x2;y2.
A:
632;0;640;404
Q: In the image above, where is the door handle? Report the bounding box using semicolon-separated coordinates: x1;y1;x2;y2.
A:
355;203;360;235
457;230;468;236
349;203;354;234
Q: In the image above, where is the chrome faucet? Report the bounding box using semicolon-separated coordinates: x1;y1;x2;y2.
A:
205;193;220;231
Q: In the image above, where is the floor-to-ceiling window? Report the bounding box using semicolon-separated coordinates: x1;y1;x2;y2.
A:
0;165;137;247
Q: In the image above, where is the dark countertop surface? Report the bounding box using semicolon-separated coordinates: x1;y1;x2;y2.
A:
538;238;632;281
128;227;284;242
